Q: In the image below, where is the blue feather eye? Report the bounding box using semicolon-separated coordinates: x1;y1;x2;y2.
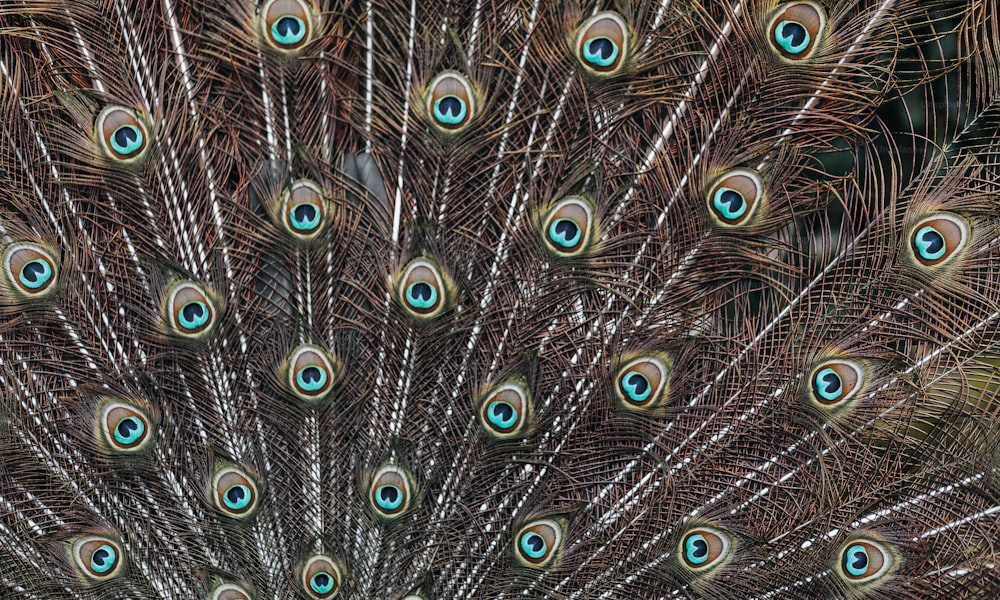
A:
541;196;596;257
907;213;969;268
575;12;629;75
166;281;218;339
211;466;260;519
287;344;339;402
96;106;150;162
100;400;154;453
807;358;865;411
614;355;671;412
2;243;59;298
281;180;327;240
260;0;315;51
368;465;413;519
514;519;562;568
835;537;896;587
300;555;342;600
478;381;531;440
395;257;450;320
678;526;732;574
71;535;124;582
426;72;476;133
706;168;764;227
768;2;825;61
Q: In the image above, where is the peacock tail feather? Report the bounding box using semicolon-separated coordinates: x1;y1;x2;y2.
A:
1;0;999;598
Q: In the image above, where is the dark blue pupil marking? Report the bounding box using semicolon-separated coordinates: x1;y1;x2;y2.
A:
845;544;870;576
276;16;301;38
91;546;114;572
116;417;142;442
311;572;333;592
113;126;140;152
715;189;746;219
292;204;317;226
490;401;515;427
409;283;432;303
820;371;841;396
550;219;581;248
182;302;204;323
301;366;322;385
379;486;399;504
587;38;614;61
690;538;708;559
437;97;463;120
782;22;806;45
626;373;648;396
226;486;246;505
920;229;944;254
21;260;48;285
522;532;546;557
776;21;808;52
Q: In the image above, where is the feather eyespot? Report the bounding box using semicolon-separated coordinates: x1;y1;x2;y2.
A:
809;359;864;407
542;196;596;257
706;168;765;227
395;258;450;320
478;381;531;440
281;180;327;240
286;344;339;402
907;213;969;269
165;281;218;339
99;400;154;453
426;72;476;133
260;0;315;51
2;242;59;298
678;526;733;574
96;106;150;162
212;583;253;600
834;536;896;587
71;535;124;582
211;466;260;519
368;465;414;519
575;12;629;75
614;354;671;412
300;555;343;600
514;519;563;568
767;1;825;61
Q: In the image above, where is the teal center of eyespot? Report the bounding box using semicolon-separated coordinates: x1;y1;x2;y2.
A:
310;572;334;594
290;202;321;231
111;124;144;156
433;96;467;126
774;20;810;54
178;301;209;330
583;37;619;67
487;400;518;429
712;188;748;221
814;367;843;401
296;365;328;392
914;225;945;260
375;484;403;510
520;532;547;559
548;218;582;249
844;544;870;577
114;416;145;445
621;371;651;403
272;15;306;45
19;259;52;289
405;282;438;310
223;484;252;510
90;544;117;574
684;533;709;565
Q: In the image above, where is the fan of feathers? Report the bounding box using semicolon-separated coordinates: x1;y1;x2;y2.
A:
1;0;999;598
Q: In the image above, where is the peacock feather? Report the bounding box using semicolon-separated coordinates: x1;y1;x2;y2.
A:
1;0;999;598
